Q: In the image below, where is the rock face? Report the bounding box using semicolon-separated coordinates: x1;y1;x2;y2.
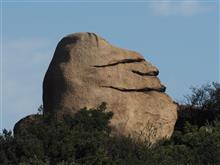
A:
42;32;177;141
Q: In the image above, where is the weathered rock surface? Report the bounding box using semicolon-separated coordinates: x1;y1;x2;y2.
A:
42;32;177;141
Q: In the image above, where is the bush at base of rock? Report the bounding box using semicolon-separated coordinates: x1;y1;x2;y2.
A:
2;103;115;165
1;108;220;164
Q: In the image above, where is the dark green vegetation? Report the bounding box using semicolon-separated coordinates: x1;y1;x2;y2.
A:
1;83;220;165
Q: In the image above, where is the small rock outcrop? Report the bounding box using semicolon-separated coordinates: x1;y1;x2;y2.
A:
14;114;41;135
42;32;177;141
14;32;177;141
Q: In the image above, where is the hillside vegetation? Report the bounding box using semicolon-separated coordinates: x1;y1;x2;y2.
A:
0;83;220;165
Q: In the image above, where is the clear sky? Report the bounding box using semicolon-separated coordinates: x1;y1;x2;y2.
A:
1;0;219;131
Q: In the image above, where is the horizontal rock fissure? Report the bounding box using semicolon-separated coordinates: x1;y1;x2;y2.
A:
93;58;145;68
132;70;159;76
101;85;166;93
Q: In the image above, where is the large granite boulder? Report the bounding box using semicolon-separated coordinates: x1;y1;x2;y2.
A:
42;32;177;141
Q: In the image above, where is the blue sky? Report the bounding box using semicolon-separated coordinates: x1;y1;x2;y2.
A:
1;0;219;131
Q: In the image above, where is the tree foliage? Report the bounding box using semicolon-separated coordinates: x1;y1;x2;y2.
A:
176;82;220;130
